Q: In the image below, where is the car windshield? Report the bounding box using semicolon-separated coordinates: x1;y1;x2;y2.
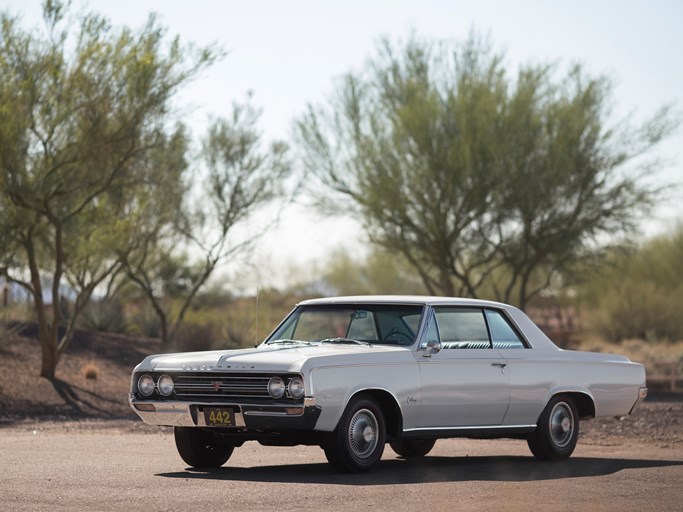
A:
266;304;425;346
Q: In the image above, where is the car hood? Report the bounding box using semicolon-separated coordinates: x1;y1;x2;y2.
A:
134;343;412;374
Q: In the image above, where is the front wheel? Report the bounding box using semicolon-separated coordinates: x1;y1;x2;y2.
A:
527;395;579;461
323;394;386;473
174;427;234;468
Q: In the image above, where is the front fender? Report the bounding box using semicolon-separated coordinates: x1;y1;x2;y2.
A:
309;363;420;431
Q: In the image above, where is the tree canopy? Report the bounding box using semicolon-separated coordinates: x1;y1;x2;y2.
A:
0;0;216;377
296;34;678;309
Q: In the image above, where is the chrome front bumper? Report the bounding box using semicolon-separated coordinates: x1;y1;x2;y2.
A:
129;395;320;429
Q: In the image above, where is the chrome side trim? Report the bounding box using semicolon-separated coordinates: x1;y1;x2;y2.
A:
403;424;536;433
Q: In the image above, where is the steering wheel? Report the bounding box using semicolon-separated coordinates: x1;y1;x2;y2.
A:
382;328;412;345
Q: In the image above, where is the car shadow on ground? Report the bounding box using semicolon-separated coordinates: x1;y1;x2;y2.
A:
157;455;683;485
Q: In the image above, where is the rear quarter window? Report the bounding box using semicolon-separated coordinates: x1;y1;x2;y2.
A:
485;309;526;349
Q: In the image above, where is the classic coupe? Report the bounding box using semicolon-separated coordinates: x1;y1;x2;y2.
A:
129;296;647;472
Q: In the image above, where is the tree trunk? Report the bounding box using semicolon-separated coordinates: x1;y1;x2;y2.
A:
25;244;57;378
40;337;58;379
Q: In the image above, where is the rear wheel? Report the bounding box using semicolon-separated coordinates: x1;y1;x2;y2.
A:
527;395;579;461
174;427;234;468
323;394;386;473
390;439;436;458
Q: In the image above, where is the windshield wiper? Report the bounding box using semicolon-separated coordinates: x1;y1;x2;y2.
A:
266;339;313;346
320;337;372;347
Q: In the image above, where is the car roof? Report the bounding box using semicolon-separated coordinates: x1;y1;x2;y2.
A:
298;295;512;309
296;295;559;351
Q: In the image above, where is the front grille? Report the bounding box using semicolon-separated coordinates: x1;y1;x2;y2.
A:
174;375;272;399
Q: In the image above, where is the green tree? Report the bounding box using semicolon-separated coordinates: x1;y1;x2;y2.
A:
0;1;215;377
296;33;678;309
121;101;291;350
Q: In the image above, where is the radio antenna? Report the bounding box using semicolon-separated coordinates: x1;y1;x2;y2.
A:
254;285;260;348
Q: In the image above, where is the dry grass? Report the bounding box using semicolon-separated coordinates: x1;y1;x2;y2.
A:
82;362;100;380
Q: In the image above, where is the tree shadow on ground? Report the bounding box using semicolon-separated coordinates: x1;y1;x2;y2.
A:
157;455;683;485
48;378;116;417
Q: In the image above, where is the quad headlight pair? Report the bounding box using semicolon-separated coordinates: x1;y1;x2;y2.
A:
268;376;305;399
137;374;174;397
137;373;304;399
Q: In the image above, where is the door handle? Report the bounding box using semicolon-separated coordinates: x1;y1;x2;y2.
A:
491;362;507;368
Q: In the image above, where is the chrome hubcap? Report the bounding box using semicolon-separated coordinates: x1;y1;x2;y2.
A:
561;417;571;432
348;408;378;459
362;425;374;443
549;402;574;448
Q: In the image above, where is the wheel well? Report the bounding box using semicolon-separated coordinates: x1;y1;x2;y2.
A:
352;389;403;439
556;391;595;420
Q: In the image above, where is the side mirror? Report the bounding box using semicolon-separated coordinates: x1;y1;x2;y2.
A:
420;339;441;356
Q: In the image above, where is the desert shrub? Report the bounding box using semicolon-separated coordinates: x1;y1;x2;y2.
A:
587;281;683;342
166;291;302;352
0;319;22;347
77;298;128;333
128;305;162;338
171;316;223;352
579;225;683;343
190;286;233;311
82;362;99;380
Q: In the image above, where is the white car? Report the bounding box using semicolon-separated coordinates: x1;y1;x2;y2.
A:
129;296;647;472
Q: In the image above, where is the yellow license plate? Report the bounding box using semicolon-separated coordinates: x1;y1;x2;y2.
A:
203;408;235;426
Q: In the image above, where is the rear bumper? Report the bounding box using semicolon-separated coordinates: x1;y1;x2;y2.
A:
129;395;321;430
629;386;648;414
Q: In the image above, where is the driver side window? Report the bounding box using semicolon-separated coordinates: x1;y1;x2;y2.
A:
433;307;492;349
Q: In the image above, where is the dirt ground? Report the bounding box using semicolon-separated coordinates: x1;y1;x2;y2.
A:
0;327;159;422
0;423;682;512
1;326;682;510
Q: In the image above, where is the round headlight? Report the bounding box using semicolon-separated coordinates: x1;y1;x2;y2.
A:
288;377;305;399
138;374;155;397
268;376;286;399
158;374;174;396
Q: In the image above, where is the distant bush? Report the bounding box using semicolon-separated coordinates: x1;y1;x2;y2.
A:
167;290;301;352
579;225;683;343
77;299;128;334
128;305;162;338
588;281;683;342
189;286;234;311
0;319;22;347
171;321;219;352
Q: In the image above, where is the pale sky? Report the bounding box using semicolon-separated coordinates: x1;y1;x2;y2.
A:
5;0;683;290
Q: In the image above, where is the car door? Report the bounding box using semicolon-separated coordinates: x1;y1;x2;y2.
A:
414;306;510;428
